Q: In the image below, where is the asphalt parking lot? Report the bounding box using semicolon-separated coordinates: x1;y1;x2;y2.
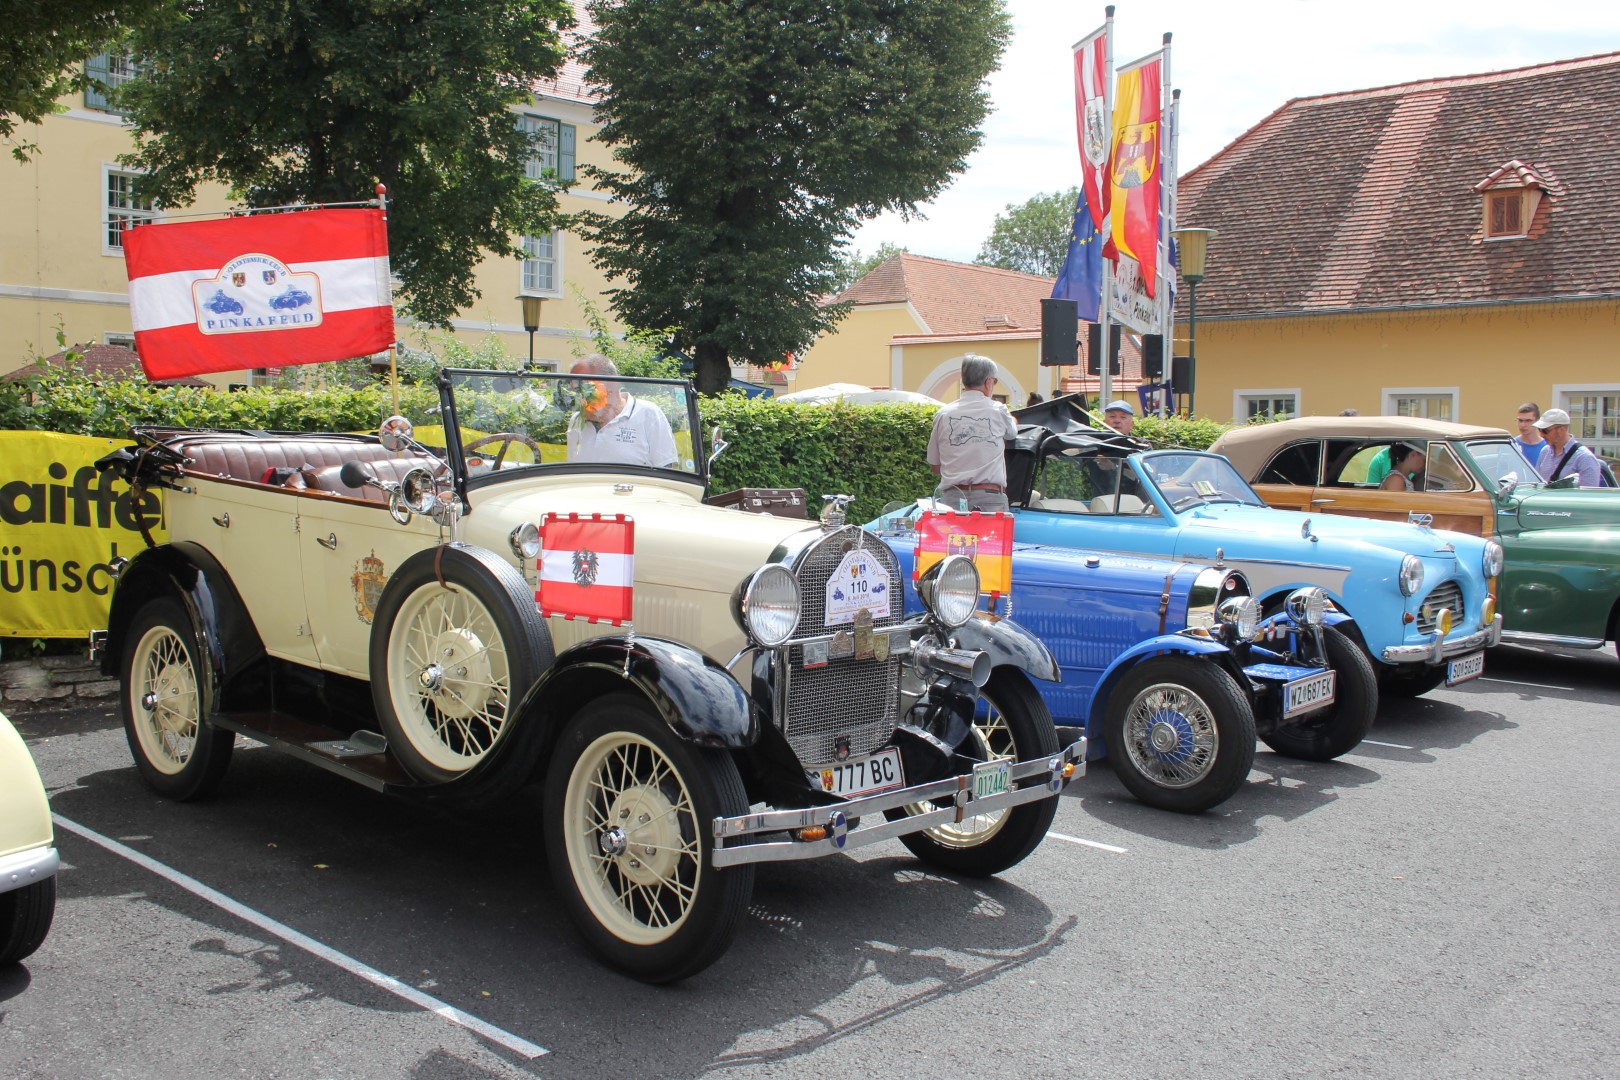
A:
4;640;1618;1080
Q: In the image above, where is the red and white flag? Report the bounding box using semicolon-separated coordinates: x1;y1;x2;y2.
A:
537;513;635;625
123;207;394;381
1072;22;1111;236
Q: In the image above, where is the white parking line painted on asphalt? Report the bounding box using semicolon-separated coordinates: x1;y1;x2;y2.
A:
1479;676;1575;692
1359;739;1416;750
52;814;548;1060
1048;831;1128;854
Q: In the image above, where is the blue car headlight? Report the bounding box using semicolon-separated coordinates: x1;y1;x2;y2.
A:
1399;554;1424;597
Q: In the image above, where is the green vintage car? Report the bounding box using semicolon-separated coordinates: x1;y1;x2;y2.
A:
1214;416;1620;664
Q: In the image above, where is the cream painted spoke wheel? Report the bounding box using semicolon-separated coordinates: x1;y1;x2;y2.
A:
386;583;512;773
129;622;201;776
562;730;701;946
906;706;1015;849
1119;683;1219;790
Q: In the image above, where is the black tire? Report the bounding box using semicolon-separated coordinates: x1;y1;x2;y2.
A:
369;545;552;784
1104;656;1257;814
1260;626;1378;761
891;669;1061;876
120;597;234;800
1380;663;1448;698
0;877;55;967
543;693;755;983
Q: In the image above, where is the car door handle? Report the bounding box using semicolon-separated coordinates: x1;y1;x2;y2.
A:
1310;499;1336;506
211;513;230;528
316;532;338;550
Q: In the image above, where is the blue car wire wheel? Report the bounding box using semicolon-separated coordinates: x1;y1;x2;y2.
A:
1103;657;1256;814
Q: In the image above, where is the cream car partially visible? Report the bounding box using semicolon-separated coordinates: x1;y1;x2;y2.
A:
0;709;58;966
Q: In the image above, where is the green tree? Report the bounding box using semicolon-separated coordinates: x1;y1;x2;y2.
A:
581;0;1010;394
0;0;169;161
119;0;574;328
976;187;1078;277
829;242;909;294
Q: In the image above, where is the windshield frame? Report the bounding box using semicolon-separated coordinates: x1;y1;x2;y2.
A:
1134;449;1269;513
1460;437;1545;495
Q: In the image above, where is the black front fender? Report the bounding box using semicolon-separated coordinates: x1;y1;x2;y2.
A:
950;610;1061;682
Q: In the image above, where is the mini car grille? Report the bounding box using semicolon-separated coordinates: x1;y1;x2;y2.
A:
1417;580;1464;634
783;526;903;766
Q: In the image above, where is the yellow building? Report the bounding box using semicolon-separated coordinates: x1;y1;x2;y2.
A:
0;37;622;384
1173;52;1620;462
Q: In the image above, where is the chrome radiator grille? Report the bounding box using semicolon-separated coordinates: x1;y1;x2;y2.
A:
1417;579;1464;634
783;527;904;766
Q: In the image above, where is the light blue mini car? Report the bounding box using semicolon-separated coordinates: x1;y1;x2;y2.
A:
1001;401;1503;697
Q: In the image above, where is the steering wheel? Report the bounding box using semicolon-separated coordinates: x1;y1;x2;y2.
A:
464;432;542;470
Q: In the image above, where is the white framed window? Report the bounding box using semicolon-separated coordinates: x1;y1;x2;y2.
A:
104;332;136;350
1234;389;1299;421
1382;386;1457;421
517;114;576;183
103;166;156;254
85;52;141;113
521;232;560;295
1552;383;1620;466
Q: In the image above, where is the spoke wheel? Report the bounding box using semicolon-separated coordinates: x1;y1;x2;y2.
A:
119;598;233;800
1105;656;1255;813
1261;625;1378;760
890;670;1061;877
545;694;753;983
371;545;550;784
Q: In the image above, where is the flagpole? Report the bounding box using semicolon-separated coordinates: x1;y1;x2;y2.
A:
1160;43;1178;419
376;182;401;421
1097;5;1116;414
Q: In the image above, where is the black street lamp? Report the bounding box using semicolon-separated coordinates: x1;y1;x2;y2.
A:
517;294;545;370
1171;228;1214;416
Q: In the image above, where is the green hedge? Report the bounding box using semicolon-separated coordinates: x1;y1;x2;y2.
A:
1;367;1232;524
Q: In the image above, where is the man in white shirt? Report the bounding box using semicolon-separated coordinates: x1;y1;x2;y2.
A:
926;356;1017;512
1533;408;1606;487
566;354;678;468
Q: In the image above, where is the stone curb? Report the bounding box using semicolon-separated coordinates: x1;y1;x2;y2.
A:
0;654;111;710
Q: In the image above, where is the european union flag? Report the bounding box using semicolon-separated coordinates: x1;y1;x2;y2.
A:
1051;188;1103;322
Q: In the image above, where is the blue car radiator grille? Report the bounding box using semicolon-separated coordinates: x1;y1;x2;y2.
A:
1416;579;1464;635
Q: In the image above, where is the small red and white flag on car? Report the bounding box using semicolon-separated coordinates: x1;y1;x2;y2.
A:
537;513;635;625
123;207;395;381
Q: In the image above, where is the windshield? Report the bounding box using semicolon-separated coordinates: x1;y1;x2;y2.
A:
1135;451;1266;511
435;369;703;482
1465;439;1544;492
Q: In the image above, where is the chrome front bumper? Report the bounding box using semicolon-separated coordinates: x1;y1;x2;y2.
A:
0;844;59;896
1381;615;1503;664
710;738;1086;868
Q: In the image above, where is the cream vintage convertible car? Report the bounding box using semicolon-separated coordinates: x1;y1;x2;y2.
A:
94;368;1084;982
1;708;57;968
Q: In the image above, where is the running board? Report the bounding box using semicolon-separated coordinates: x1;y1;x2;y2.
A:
210;712;416;792
1498;630;1607;650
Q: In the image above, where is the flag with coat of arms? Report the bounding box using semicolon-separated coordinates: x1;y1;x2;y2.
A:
537;513;635;625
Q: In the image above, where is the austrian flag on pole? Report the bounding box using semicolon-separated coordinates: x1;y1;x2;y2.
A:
123;208;395;381
537;513;635;625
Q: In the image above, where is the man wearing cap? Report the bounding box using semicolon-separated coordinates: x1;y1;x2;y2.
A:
1102;399;1136;436
1533;408;1606;486
927;355;1016;512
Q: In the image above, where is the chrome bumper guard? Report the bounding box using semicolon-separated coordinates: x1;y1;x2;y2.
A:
1381;614;1503;664
0;845;59;896
710;738;1086;868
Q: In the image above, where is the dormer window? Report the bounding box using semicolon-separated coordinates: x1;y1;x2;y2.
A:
1473;160;1557;242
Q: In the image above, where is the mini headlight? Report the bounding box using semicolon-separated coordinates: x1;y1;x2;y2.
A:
1217;596;1261;641
1482;594;1497;626
917;554;980;629
508;521;542;560
739;565;800;646
1399;554;1424;597
1483;540;1505;579
1435;606;1455;637
1284;586;1327;627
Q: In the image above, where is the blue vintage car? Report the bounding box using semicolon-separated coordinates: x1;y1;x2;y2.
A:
203;289;244;315
270;286;313;310
1003;400;1503;696
868;516;1377;813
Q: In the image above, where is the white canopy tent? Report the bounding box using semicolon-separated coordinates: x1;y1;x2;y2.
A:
773;382;941;406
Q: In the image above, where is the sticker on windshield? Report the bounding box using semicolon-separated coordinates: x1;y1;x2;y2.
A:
824;549;890;625
1193;480;1218;495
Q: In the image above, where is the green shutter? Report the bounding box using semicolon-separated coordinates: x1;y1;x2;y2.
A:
85;54;110;110
560;123;575;182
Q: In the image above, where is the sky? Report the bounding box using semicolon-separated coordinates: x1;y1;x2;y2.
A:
850;0;1620;265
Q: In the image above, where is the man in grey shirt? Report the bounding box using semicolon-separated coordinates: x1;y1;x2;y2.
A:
926;355;1017;512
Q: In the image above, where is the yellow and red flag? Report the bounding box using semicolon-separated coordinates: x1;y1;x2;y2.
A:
1108;52;1164;299
914;510;1013;598
537;513;635;625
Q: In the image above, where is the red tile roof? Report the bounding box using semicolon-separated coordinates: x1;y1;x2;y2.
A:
4;343;211;387
834;253;1056;335
532;1;601;104
1175;52;1620;319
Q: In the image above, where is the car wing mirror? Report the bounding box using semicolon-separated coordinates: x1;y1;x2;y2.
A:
707;425;729;467
378;415;413;451
1495;475;1518;501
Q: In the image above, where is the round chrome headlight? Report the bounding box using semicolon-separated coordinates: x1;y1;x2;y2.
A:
508;521;542;560
1217;595;1261;641
917;554;980;629
739;565;800;646
1483;540;1505;579
1399;554;1424;597
1284;586;1327;627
